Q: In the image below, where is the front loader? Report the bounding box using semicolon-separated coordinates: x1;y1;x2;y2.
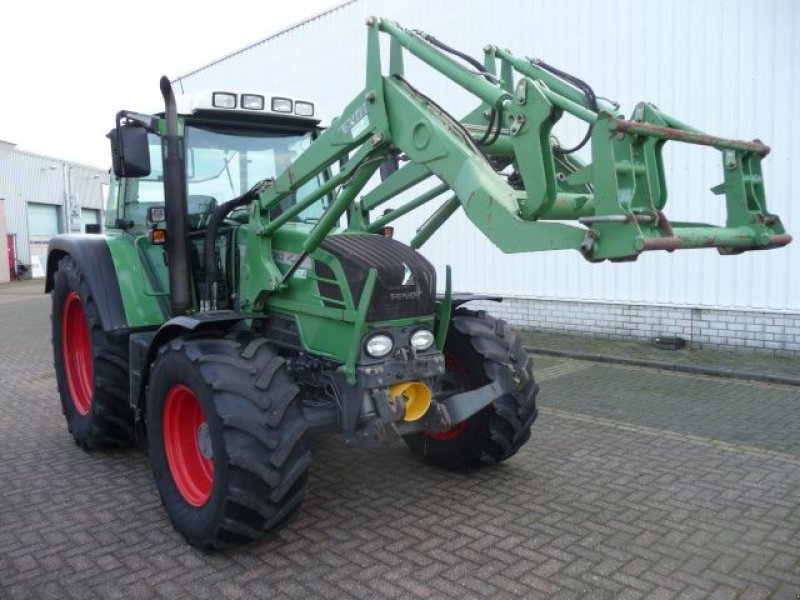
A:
46;18;790;549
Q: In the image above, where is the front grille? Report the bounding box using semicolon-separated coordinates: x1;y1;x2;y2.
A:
319;234;436;321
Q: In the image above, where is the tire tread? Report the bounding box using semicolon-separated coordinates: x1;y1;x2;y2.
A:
51;255;134;449
148;330;309;550
405;307;538;468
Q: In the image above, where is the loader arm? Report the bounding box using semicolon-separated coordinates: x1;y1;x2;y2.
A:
239;16;790;307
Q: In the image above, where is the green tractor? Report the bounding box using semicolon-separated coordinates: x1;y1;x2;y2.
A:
47;19;789;549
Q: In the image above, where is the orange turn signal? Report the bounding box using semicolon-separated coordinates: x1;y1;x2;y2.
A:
150;229;166;245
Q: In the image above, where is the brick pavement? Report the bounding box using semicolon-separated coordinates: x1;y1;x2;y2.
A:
0;280;798;599
536;359;800;455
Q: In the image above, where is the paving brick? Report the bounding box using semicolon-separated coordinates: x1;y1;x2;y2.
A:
0;281;798;598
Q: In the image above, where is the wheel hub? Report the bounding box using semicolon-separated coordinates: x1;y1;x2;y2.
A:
162;385;214;507
196;423;213;459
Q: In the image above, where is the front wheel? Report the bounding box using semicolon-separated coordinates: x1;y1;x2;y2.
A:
146;331;310;549
404;309;538;468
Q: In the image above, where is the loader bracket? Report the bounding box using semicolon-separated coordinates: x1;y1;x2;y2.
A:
426;365;516;431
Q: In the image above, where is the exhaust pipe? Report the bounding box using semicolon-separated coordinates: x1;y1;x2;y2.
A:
159;76;191;316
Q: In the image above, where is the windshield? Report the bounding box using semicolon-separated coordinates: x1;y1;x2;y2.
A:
122;125;325;226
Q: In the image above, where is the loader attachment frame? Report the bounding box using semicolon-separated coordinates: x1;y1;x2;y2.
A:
237;17;789;308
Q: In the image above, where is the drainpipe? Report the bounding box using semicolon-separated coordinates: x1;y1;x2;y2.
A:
61;164;71;234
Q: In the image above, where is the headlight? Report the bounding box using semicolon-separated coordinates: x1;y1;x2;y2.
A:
410;329;435;351
295;101;314;117
241;94;265;110
212;92;236;109
365;334;393;358
271;97;293;113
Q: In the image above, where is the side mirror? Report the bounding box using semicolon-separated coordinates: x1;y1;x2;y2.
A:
108;123;151;178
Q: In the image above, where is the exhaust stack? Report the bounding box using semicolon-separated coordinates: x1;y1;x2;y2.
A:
159;76;191;316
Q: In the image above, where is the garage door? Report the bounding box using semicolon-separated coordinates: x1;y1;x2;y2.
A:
28;203;60;235
28;203;60;278
81;208;100;232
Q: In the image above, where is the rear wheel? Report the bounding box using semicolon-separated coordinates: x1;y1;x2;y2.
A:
404;309;538;468
51;255;134;448
147;331;310;550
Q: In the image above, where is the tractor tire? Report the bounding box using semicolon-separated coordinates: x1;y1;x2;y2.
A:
404;309;538;469
51;255;134;449
146;331;310;550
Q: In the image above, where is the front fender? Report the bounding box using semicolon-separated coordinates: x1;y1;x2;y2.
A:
130;312;267;410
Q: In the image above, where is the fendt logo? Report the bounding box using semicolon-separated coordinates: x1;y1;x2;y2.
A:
401;262;416;287
389;290;423;301
390;262;421;301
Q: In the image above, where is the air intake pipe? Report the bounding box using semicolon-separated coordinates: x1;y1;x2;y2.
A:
159;76;191;316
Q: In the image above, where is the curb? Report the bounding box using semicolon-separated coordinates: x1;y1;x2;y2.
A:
525;346;800;387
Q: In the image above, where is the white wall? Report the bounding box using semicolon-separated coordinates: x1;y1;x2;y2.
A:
176;0;799;312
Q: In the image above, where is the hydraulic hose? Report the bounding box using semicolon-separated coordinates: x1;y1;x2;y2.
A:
529;58;599;154
203;180;271;309
413;31;494;81
475;108;498;146
480;107;503;147
412;31;503;147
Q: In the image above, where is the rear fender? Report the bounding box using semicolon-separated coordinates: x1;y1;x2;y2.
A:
46;235;128;334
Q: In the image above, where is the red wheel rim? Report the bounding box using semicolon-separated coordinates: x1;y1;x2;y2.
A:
162;385;214;507
61;292;93;416
426;352;469;441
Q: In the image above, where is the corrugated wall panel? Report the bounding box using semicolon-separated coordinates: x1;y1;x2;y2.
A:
177;0;799;312
0;151;107;262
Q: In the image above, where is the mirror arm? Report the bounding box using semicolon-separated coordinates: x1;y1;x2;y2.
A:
114;110;158;133
113;110;158;159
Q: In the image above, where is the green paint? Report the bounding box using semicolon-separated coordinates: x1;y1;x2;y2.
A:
104;233;167;327
344;268;377;384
